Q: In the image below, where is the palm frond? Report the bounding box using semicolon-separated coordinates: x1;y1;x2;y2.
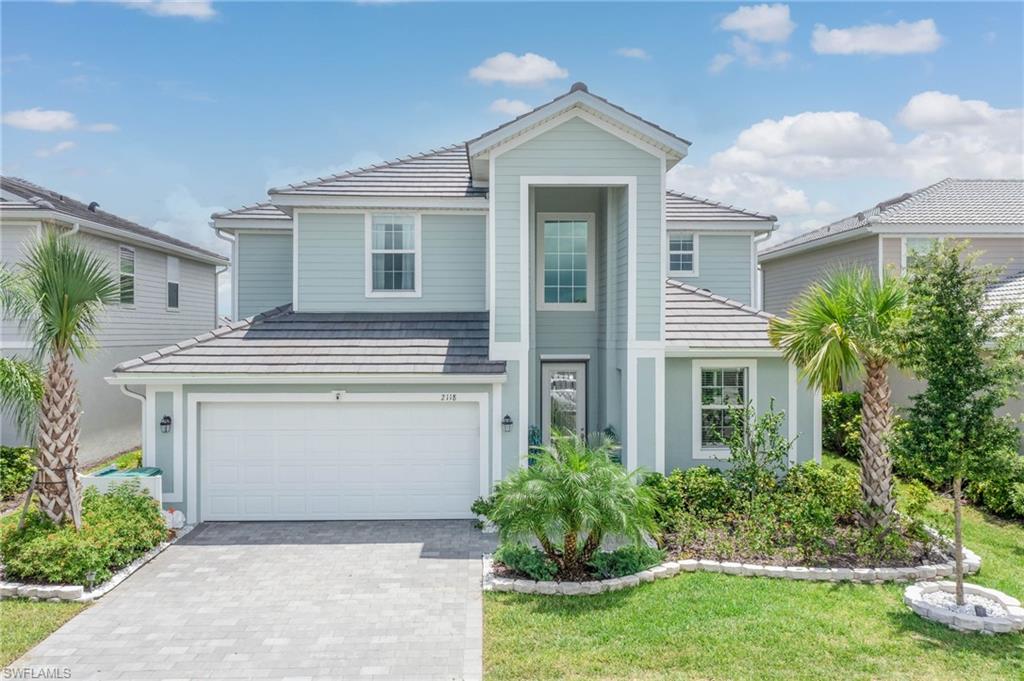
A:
0;356;44;440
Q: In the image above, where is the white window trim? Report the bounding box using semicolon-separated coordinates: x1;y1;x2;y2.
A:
691;358;757;460
900;235;944;273
667;230;699;277
166;255;180;312
364;213;423;298
535;211;596;311
118;245;136;307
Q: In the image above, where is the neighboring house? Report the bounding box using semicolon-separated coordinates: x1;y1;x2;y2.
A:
1;177;228;463
109;83;821;524
759;178;1024;450
759;178;1024;315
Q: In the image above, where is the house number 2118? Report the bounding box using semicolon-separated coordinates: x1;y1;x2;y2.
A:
440;393;457;401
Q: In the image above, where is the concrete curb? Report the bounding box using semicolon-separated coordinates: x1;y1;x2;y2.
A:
904;581;1024;634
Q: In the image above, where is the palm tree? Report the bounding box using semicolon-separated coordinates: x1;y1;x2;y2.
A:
1;232;117;527
488;431;657;579
768;268;909;528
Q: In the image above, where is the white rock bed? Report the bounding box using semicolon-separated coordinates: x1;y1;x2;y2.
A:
482;542;982;597
0;524;194;603
904;581;1024;634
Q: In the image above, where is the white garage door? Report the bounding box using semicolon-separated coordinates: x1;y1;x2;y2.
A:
200;399;482;521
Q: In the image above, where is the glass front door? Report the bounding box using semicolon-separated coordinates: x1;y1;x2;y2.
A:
541;362;587;444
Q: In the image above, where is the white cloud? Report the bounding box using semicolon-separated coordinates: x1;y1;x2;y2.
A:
2;108;78;132
720;4;795;43
469;52;568;87
152;186;227;254
116;1;216;21
489;98;533;117
898;90;1006;130
85;122;119;133
811;19;943;55
708;53;736;74
615;47;651;60
34;141;76;158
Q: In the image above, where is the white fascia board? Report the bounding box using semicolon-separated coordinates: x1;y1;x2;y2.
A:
667;220;775;233
6;208;229;266
868;224;1024;235
664;346;782;358
105;373;508;386
213;218;293;232
268;194;488;211
467;91;689;160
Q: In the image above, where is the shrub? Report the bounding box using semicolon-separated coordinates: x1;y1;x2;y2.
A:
0;482;168;585
896;479;935;520
966;449;1024;519
0;446;35;499
821;392;862;459
720;400;792;501
493;542;558;581
777;463;861;560
470;495;495;520
114;449;142;470
643;467;735;527
489;431;657;579
588;545;664;579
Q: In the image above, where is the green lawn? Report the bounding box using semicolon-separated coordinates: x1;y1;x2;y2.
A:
0;600;88;667
484;457;1024;680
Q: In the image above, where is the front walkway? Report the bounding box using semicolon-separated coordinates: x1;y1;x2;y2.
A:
14;520;496;680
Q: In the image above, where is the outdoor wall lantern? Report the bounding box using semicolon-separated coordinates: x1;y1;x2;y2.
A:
160;415;172;433
502;414;513;433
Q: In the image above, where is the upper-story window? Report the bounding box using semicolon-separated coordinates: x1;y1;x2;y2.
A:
118;246;135;306
536;213;595;310
166;255;180;310
366;214;421;297
902;237;939;272
668;231;698;276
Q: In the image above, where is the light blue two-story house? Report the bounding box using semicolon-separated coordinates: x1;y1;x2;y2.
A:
109;84;821;523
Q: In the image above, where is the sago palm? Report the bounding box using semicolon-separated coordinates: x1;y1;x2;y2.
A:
488;431;657;579
1;232;117;527
768;268;909;528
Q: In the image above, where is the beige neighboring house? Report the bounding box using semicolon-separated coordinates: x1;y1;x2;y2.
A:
759;178;1024;449
1;177;229;464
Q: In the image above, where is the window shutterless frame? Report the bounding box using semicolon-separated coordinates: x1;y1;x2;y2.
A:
691;359;757;459
118;245;135;306
667;231;698;277
535;212;596;311
166;255;180;311
364;213;422;298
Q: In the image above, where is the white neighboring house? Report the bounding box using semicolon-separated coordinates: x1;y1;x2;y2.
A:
1;177;228;464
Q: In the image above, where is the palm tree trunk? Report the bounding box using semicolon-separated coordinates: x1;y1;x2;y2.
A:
953;476;965;606
859;360;895;528
34;346;82;527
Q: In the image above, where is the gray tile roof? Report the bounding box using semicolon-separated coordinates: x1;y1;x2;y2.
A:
665;280;777;349
666;190;775;222
1;176;227;262
212;202;290;221
113;306;506;375
986;270;1024;311
268;145;486;198
762;178;1024;258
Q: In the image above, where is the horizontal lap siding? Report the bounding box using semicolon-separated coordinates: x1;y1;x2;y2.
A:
679;234;752;304
297;212;485;313
1;223;38;344
494;117;663;344
81;232;217;346
761;234;878;315
237;232;293;318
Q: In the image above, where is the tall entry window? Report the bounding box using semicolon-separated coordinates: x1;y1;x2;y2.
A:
536;213;595;310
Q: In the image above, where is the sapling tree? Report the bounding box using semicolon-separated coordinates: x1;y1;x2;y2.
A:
720;399;795;501
898;241;1024;605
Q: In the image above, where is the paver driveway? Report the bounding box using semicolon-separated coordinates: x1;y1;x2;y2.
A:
15;520;496;681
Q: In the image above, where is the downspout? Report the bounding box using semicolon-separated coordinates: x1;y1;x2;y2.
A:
67;222;80;236
119;385;146;463
212;222;234;324
753;229;772;311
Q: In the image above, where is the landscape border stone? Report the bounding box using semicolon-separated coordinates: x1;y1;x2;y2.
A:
481;536;981;597
0;524;194;603
904;581;1024;634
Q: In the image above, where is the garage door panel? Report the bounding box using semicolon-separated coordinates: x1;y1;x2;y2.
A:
200;399;482;521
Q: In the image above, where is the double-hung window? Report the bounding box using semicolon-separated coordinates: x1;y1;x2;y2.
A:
366;214;420;297
668;231;697;276
693;360;756;458
118;246;135;306
166;256;180;310
536;213;595;310
902;237;939;273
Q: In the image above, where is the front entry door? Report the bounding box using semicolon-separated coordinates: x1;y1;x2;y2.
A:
542;362;587;444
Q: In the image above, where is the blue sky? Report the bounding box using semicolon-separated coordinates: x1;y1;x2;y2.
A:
3;1;1022;267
